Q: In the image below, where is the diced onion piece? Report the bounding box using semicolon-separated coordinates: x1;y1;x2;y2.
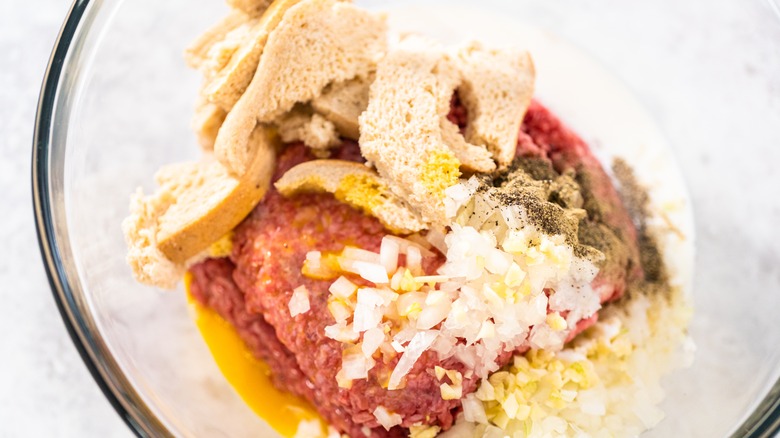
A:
354;261;390;284
383;235;435;257
390;268;404;290
327;299;353;323
425;227;448;254
362;327;385;357
379;237;400;274
353;303;383;333
342;246;381;264
373;406;403;431
546;312;568;331
396;292;425;318
504;262;526;287
293;419;323;438
440;382;462;400
476;321;496;340
446;369;463;385
462;394;488;424
388;331;438;390
341;346;375;380
409;424;441;438
329;276;358;299
485;248;512;275
289;286;310;316
407;246;423;276
416;291;451;330
324;322;359;343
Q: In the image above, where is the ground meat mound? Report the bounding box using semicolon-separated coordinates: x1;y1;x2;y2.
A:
189;101;644;436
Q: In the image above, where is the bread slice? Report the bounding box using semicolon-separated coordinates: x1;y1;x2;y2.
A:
276;105;340;152
215;0;387;176
199;0;305;111
454;42;536;167
440;119;496;172
227;0;274;17
275;160;426;233
311;74;373;140
123;126;277;288
192;97;227;150
185;11;253;71
245;0;387;122
359;36;465;225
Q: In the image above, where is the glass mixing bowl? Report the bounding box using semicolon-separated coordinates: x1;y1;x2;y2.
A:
33;0;780;436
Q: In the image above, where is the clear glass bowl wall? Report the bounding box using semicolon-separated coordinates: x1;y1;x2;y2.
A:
34;0;780;436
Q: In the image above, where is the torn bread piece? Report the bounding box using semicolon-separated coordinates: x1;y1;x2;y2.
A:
454;42;536;167
227;0;274;17
275;160;426;234
276;105;340;153
440;120;496;172
359;36;464;225
311;74;373;140
123;126;277;288
200;0;306;111
185;11;254;71
215;0;387;176
433;56;496;173
192;98;227;150
244;0;386;122
360;36;512;223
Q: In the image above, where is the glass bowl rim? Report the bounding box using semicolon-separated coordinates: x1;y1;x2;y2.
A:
30;0;780;437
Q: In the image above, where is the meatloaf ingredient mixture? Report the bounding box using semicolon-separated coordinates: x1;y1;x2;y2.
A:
189;100;650;437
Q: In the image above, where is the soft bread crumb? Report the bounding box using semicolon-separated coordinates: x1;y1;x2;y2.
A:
123;188;187;290
246;0;386;122
192;98;227;150
123;127;277;288
440;118;496;173
185;11;252;71
215;0;386;176
454;42;536;167
359;36;466;225
275;160;426;234
312;74;373;139
227;0;274;17
199;0;306;111
276;105;341;152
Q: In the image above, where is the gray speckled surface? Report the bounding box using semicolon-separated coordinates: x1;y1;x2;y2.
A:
0;0;129;436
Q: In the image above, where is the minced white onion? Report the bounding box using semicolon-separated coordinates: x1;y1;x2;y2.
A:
329;276;358;299
388;330;438;390
373;406;403;430
406;246;423;275
461;394;488;424
324;322;359;343
383;235;435;257
354;261;390;284
289;286;310;316
379;237;400;274
342;246;381;263
362;327;385;357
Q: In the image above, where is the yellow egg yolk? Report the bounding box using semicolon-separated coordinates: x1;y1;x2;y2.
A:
185;273;323;437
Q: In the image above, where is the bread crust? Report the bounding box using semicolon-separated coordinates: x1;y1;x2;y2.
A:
123;127;277;287
214;0;387;176
275;159;426;234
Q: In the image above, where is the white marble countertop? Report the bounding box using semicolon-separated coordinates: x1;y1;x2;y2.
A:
0;0;129;436
1;1;779;437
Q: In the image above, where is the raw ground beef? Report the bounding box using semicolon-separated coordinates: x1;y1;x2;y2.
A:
189;100;644;437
